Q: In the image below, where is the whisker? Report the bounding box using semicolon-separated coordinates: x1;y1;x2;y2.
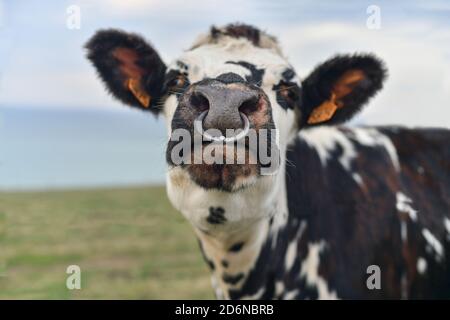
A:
285;158;297;169
168;91;183;96
273;85;297;92
254;79;263;87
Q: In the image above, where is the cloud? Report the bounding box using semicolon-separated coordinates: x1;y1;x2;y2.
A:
82;0;253;18
417;1;450;12
278;22;450;127
1;70;124;109
86;0;177;16
0;1;4;28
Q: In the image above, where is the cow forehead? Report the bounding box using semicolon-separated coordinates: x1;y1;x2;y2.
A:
167;38;299;86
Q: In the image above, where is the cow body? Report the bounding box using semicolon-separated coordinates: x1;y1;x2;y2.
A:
230;126;450;299
86;24;450;299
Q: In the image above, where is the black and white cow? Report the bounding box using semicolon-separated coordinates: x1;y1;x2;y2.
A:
85;24;450;299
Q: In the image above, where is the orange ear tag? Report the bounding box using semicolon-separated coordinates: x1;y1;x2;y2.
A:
306;70;365;124
307;93;338;124
128;78;151;108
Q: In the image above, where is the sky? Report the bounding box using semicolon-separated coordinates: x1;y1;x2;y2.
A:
0;0;449;190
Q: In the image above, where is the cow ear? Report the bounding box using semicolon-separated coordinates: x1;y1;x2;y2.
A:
85;29;167;113
300;54;387;126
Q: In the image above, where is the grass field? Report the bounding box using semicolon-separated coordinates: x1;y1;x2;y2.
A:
0;186;214;299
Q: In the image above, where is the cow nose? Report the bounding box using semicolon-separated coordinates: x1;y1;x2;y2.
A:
190;83;259;133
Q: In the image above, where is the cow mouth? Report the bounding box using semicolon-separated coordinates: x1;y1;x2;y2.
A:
184;144;260;191
167;140;278;192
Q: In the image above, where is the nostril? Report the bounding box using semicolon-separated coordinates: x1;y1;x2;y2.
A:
239;96;260;116
190;92;210;112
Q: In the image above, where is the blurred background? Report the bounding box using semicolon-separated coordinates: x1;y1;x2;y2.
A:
0;0;449;299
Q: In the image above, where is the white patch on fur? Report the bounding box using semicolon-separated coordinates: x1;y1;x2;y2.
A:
396;192;418;221
169;37;291;89
240;287;265;300
163;95;178;134
349;128;400;171
275;281;285;297
417;257;427;274
400;220;408;242
259;154;291;252
211;275;224;299
352;173;364;187
300;127;356;171
396;191;416;244
190;29;283;56
299;127;400;186
285;241;297;272
422;228;444;261
284;290;299;300
300;241;338;300
444;218;450;241
285;221;307;271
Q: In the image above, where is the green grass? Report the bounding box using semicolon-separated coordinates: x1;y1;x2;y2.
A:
0;186;214;299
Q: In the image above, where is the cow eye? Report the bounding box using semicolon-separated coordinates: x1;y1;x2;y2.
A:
166;74;188;89
279;84;300;102
274;82;301;110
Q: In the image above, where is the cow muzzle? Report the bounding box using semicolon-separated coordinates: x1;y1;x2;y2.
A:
166;78;279;192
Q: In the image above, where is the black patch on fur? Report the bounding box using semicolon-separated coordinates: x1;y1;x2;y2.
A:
282;68;296;82
211;23;261;46
221;260;229;268
272;82;301;111
163;69;190;99
273;68;301;111
229;242;245;252
206;207;226;224
225;61;265;86
85;29;166;114
216;72;245;84
223;273;244;285
176;60;189;71
300;54;387;126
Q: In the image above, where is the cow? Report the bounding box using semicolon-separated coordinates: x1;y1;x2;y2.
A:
85;23;450;299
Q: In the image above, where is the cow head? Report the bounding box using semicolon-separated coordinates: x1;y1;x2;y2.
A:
86;24;386;197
